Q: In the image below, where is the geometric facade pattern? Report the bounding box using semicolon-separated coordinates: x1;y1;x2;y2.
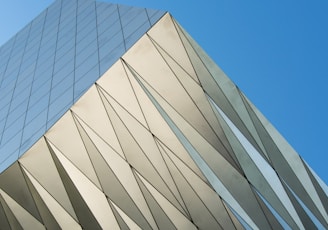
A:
0;2;327;230
0;0;164;171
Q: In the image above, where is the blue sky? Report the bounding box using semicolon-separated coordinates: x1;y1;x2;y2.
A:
0;0;327;184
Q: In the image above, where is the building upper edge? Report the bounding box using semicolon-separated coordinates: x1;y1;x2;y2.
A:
0;0;166;172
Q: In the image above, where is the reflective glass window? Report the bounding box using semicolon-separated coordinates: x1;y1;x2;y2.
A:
76;54;98;77
0;133;21;164
29;79;51;108
25;94;49;125
0;103;10;122
76;42;97;67
1;115;25;144
54;50;74;74
50;74;74;103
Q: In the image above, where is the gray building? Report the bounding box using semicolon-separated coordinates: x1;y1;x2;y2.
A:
0;0;327;229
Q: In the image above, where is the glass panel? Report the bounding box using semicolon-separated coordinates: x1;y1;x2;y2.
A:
26;93;49;124
57;32;75;52
50;74;74;104
29;81;51;109
0;103;10;122
75;42;97;67
76;29;97;52
2;115;25;144
96;4;116;24
34;56;55;78
123;11;148;38
58;22;76;41
97;11;120;36
98;21;121;48
55;41;75;61
0;137;20;170
53;51;74;75
0;79;15;97
10;89;29;112
6;107;27;134
75;51;98;80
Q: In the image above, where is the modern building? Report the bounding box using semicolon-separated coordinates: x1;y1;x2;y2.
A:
0;0;327;229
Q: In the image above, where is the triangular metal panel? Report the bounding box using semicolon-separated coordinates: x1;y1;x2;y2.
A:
46;140;103;230
45;112;102;189
0;193;24;230
0;188;45;230
72;113;155;230
19;138;77;220
22;167;81;229
0;163;41;223
21;167;61;230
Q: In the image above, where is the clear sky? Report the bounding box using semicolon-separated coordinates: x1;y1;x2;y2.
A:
0;0;327;184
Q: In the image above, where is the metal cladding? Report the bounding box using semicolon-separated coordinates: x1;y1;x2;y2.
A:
0;1;327;229
0;0;164;172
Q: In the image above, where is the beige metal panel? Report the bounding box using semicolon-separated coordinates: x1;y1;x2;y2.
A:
134;170;198;230
149;36;239;169
0;162;41;223
71;85;124;159
123;61;207;182
22;166;61;230
96;88;186;217
222;201;246;230
0;200;12;230
214;108;294;229
98;84;186;212
243;93;328;224
282;182;317;229
147;13;198;82
214;100;303;229
135;71;269;229
96;60;148;128
109;200;130;230
98;84;182;208
19;138;77;220
133;70;241;174
72;113;155;230
46;139;102;230
135;170;177;230
239;95;327;228
97;87;162;230
0;193;23;230
168;141;237;230
155;140;191;215
123;39;232;167
22;168;81;230
47;141;120;230
253;191;284;230
45;112;101;189
0;188;45;230
110;201;144;230
173;19;270;162
303;161;328;216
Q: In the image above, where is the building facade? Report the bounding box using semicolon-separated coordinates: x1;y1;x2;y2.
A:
0;0;327;229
